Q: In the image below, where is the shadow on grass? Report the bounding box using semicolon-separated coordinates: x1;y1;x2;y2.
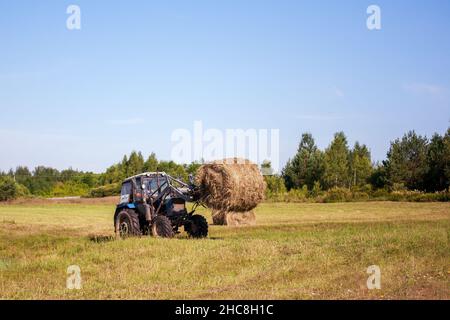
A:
175;236;224;241
88;233;224;242
89;234;116;243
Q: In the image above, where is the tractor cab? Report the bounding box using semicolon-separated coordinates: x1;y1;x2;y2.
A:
119;173;168;205
114;172;207;239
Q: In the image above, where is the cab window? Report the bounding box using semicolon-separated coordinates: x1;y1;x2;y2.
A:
158;176;168;192
148;178;158;192
121;182;132;196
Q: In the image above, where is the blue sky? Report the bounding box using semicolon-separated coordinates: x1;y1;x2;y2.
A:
0;0;449;172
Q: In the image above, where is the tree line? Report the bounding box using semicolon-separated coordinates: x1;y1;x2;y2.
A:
280;128;449;193
0;128;449;201
0;152;201;200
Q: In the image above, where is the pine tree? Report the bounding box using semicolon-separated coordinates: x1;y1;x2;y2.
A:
442;128;450;189
385;131;429;190
425;132;447;191
323;132;350;188
143;152;158;172
349;142;372;187
283;133;324;190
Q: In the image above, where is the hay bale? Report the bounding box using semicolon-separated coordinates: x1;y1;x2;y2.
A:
211;210;227;225
196;158;266;212
212;210;256;226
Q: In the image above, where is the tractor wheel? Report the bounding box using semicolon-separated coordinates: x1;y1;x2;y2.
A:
185;215;208;238
151;216;174;238
115;209;141;238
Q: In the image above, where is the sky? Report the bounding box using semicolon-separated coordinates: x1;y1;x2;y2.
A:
0;0;449;173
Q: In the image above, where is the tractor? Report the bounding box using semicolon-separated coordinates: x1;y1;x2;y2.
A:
113;172;208;238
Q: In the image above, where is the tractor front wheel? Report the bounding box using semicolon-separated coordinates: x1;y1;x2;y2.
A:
151;216;174;238
115;209;141;238
185;215;208;238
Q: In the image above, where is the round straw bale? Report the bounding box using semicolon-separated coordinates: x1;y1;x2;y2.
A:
212;210;256;226
195;158;266;212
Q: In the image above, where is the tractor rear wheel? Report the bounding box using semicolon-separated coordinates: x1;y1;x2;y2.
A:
115;209;141;238
151;216;174;238
185;215;208;238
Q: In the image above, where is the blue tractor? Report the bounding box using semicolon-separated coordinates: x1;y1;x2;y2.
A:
114;172;208;238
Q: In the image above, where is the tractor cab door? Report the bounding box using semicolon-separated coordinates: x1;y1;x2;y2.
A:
120;181;132;204
133;177;145;203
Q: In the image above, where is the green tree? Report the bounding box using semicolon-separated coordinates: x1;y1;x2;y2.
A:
444;128;450;188
30;166;60;196
323;132;350;188
14;166;32;190
369;162;388;189
385;131;428;190
143;152;158;172
264;175;287;195
126;151;145;176
283;133;324;190
0;176;29;201
349;142;372;187
103;164;123;184
80;172;96;188
60;168;79;182
185;161;202;176
157;161;187;180
425;132;448;191
119;155;128;178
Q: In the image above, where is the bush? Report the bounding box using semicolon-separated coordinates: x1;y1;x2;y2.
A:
391;183;407;192
352;191;370;201
88;183;121;198
310;181;323;197
386;190;450;202
0;177;29;201
51;182;90;197
323;187;353;203
371;188;390;200
351;184;372;194
16;183;30;198
264;175;287;198
284;187;309;202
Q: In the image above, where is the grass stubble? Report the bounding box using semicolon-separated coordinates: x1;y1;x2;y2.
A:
0;201;448;299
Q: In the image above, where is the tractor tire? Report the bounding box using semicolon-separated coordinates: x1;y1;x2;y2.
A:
151;216;174;238
185;215;208;238
115;209;141;238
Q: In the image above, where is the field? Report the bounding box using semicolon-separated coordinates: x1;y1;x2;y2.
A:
0;200;449;300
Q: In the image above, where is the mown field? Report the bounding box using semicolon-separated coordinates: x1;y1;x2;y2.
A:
0;200;448;299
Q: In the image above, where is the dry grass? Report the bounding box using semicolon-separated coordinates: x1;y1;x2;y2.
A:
0;201;448;299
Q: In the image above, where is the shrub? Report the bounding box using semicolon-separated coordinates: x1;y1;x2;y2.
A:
265;191;286;202
391;183;407;192
310;181;323;197
352;191;370;201
0;177;29;201
284;187;309;202
264;175;287;198
323;187;352;203
51;182;90;197
371;188;390;200
15;183;30;198
387;190;450;202
88;183;121;198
